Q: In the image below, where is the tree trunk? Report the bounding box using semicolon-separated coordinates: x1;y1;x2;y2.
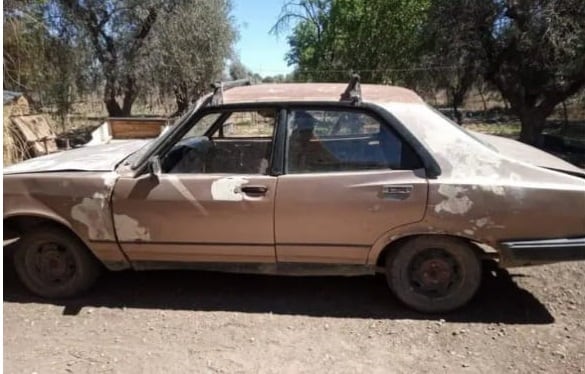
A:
453;102;462;125
104;96;124;117
104;78;136;117
478;88;488;112
518;109;546;146
121;77;137;116
172;82;189;117
450;89;464;125
104;78;123;117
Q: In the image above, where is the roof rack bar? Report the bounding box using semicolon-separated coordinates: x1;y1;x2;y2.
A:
340;73;362;104
210;78;252;106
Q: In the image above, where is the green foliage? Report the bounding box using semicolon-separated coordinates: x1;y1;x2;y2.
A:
3;2;89;127
277;0;585;144
145;0;236;114
4;0;237;117
273;0;430;82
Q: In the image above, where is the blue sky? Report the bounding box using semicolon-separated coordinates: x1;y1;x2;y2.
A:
231;0;294;76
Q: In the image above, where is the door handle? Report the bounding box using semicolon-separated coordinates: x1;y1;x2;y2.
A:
240;185;268;195
382;185;413;200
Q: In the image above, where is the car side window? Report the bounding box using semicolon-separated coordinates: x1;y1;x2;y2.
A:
163;110;276;175
286;109;422;173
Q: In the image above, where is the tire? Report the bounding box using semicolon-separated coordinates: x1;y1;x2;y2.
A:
385;236;482;313
14;225;101;298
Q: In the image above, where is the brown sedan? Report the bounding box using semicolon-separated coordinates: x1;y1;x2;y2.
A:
4;82;585;313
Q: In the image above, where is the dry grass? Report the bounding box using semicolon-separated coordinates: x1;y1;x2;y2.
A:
463;122;521;138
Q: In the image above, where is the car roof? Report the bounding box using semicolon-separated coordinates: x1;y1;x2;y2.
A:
222;83;424;105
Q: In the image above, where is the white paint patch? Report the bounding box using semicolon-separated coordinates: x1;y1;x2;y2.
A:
101;171;119;190
464;229;475;236
475;217;489;228
211;176;249;201
480;184;505;195
114;214;151;241
434;185;473;215
71;193;113;240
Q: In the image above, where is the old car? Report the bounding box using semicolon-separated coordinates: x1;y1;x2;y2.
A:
4;78;585;313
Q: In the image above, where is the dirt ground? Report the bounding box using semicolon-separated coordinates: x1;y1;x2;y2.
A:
3;256;585;373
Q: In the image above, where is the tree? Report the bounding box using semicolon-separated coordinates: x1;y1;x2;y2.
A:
145;0;236;115
272;0;430;83
4;1;89;127
54;0;160;117
4;0;238;117
484;0;585;144
228;57;251;80
4;4;46;100
40;0;236;116
422;1;488;124
425;0;585;144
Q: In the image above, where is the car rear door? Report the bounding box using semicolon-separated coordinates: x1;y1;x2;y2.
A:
274;107;428;264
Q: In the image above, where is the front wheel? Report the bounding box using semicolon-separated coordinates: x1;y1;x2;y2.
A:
386;236;482;313
14;226;101;298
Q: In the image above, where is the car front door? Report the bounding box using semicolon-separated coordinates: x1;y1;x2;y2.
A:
275;107;428;264
112;108;278;266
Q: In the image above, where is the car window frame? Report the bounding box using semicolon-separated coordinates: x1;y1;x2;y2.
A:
364;102;441;178
136;104;284;177
279;103;427;175
131;101;441;179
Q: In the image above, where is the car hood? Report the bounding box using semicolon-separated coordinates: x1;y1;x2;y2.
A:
470;131;585;176
3;140;150;175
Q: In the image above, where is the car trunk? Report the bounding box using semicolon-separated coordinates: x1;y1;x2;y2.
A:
470;131;585;177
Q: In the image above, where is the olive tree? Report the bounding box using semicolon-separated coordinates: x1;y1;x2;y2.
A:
424;0;585;144
144;0;236;115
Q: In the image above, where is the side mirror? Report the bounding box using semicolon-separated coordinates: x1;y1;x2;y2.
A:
149;155;162;177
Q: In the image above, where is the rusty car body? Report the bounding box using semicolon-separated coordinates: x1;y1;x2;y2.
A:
4;80;585;312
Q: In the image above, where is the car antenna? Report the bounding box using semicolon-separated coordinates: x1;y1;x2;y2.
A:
340;72;362;105
210;78;252;106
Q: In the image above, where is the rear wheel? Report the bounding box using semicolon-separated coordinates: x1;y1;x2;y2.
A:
14;226;101;298
386;236;482;313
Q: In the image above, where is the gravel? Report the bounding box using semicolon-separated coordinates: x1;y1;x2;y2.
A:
4;259;585;373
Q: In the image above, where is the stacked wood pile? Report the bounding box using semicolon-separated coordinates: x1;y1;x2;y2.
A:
3;91;31;165
4;91;169;166
3;91;60;165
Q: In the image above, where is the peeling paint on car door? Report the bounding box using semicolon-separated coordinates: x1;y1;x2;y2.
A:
111;173;277;264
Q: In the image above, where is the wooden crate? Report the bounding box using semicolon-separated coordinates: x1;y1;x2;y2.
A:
109;117;168;139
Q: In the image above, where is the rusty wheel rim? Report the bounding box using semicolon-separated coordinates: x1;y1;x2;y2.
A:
407;248;461;298
26;242;76;286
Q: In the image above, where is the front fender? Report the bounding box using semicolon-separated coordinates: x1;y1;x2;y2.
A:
3;172;130;270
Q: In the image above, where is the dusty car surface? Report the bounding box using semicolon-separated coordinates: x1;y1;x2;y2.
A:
4;79;585;313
